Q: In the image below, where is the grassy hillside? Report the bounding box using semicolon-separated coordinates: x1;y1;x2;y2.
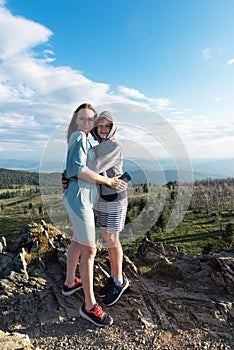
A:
0;169;233;256
0;168;39;188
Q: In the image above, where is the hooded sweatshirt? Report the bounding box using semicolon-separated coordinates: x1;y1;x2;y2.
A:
87;111;126;198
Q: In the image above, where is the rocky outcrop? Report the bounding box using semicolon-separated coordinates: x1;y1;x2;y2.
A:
0;222;234;349
134;239;234;331
0;330;34;350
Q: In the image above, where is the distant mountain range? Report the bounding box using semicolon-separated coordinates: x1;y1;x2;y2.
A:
0;158;40;171
123;158;234;184
0;157;233;184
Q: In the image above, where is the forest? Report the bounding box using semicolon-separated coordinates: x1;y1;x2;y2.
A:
0;168;39;188
0;168;233;256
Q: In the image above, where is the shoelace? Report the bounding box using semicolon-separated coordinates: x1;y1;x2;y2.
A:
110;283;122;295
74;277;81;284
87;304;105;318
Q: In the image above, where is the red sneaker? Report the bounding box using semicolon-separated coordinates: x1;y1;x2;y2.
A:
62;277;83;296
79;303;113;327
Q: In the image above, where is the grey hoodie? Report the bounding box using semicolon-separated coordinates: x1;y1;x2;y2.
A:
87;111;125;197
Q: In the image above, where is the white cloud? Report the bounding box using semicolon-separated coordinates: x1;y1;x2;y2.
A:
169;115;234;158
0;2;232;161
118;85;146;99
193;114;209;121
201;48;211;61
0;113;40;128
0;139;44;154
0;7;53;59
227;58;234;65
189;136;234;158
170;108;192;116
148;97;172;110
118;86;173;111
118;86;172;111
42;49;56;63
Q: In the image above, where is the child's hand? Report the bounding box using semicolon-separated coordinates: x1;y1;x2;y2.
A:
116;179;127;191
108;176;127;191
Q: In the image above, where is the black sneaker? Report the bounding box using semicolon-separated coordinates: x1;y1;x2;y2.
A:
62;277;83;296
103;276;129;306
79;303;113;327
97;276;114;297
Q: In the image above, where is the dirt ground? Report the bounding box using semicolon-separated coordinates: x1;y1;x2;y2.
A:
26;317;233;350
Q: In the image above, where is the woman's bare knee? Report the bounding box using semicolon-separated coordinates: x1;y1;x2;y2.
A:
79;244;96;260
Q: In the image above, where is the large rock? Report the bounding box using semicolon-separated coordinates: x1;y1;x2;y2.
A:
0;330;34;350
0;223;233;347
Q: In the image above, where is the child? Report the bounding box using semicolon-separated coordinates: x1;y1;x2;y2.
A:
89;111;129;306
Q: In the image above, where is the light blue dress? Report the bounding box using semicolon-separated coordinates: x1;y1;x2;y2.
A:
63;131;99;246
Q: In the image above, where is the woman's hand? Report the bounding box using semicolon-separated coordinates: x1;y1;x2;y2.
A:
62;172;68;190
108;176;127;191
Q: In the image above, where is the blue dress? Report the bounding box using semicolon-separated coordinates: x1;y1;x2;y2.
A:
63;131;99;246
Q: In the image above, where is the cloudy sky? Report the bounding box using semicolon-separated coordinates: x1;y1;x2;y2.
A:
0;0;234;162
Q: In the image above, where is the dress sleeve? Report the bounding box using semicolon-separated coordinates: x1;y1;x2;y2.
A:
87;139;122;173
65;132;89;178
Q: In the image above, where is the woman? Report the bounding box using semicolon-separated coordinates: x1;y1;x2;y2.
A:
62;103;126;327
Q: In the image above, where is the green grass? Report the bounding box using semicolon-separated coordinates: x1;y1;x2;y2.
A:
139;263;184;281
0;185;38;194
0;185;233;257
0;193;50;238
147;210;233;256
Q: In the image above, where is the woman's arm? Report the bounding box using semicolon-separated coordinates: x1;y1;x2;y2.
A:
64;133;125;190
78;168;125;190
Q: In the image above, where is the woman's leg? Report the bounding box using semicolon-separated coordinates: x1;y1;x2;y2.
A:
79;243;97;309
65;236;80;285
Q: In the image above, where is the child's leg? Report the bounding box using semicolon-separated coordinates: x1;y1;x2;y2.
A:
103;229;123;285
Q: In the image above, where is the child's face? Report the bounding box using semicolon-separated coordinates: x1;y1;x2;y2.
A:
96;117;112;138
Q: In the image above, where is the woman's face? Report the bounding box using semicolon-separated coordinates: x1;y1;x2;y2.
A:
96;117;112;139
76;108;95;134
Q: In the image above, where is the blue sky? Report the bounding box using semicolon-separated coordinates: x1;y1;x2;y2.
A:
0;0;234;162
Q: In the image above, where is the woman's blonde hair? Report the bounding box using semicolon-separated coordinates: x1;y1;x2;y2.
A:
67;103;97;143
